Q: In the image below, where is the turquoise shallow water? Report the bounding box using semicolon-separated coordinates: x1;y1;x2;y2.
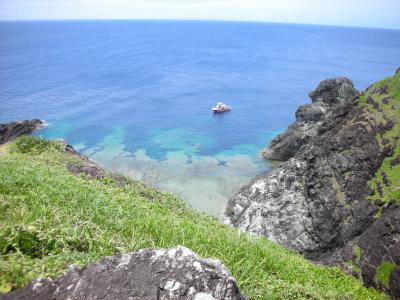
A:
1;20;400;216
68;125;276;215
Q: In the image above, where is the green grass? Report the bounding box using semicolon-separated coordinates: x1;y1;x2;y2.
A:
359;72;400;203
0;137;387;299
374;262;398;289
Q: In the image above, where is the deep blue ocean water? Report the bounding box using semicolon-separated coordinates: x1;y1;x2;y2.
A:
1;20;400;216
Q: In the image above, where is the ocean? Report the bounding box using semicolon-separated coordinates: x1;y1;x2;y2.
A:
1;20;400;216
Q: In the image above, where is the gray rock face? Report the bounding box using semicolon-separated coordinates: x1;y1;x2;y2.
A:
227;78;372;254
2;246;246;300
262;78;359;161
308;77;359;105
225;72;400;297
0;119;44;144
225;158;316;252
322;203;400;299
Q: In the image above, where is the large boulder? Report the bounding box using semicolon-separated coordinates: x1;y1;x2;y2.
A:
2;246;246;300
0;119;44;144
262;78;359;161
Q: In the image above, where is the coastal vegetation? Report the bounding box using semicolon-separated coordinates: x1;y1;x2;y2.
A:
0;136;385;299
360;72;400;204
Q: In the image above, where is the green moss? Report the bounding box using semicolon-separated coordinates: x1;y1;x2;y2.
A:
0;137;386;299
342;246;362;279
353;246;361;262
374;209;383;220
374;262;397;288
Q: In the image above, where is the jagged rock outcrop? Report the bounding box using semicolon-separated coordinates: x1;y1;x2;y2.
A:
0;119;44;144
2;246;246;300
262;78;359;161
225;70;400;298
227;77;377;253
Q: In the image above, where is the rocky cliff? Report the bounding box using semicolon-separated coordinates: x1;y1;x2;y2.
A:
0;119;44;144
225;69;400;298
262;77;360;161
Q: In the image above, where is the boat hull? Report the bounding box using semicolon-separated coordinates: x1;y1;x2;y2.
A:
212;108;231;113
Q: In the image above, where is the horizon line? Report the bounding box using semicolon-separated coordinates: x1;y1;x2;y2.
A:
0;18;399;31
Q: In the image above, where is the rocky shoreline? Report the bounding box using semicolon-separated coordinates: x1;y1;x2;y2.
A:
225;69;400;298
0;119;45;144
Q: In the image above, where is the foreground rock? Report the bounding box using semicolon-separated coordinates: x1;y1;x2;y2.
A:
225;70;400;298
2;246;246;300
0;119;44;144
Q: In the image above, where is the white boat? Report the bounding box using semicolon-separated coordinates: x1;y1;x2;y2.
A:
212;102;231;113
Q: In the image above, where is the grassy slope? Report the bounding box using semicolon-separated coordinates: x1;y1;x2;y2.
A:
353;72;400;289
0;137;385;299
359;71;400;203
